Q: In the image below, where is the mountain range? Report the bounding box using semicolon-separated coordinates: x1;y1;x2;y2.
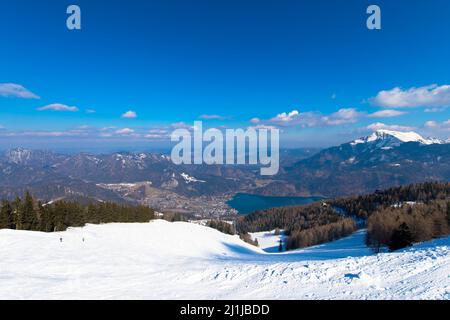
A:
0;129;449;204
275;130;450;197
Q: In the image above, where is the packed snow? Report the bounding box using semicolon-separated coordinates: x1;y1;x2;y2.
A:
249;229;287;253
0;220;449;300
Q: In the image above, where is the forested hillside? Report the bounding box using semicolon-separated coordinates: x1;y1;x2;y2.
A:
235;203;358;250
234;182;450;251
331;182;450;219
0;192;155;232
366;200;450;252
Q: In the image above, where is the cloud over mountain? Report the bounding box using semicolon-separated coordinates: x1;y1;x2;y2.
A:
367;122;415;132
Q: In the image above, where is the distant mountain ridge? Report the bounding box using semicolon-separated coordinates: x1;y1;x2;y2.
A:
0;130;449;204
271;130;450;197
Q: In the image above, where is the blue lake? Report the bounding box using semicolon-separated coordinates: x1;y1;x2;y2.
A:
227;193;323;215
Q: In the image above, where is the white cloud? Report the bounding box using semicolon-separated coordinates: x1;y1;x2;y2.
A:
99;133;113;137
424;120;439;128
145;133;169;139
367;122;415;132
258;108;364;128
322;108;363;125
424;119;450;131
170;122;194;130
270;110;300;123
199;114;226;120
0;125;179;140
37;103;79;112
424;107;447;113
115;128;135;135
247;124;279;131
0;83;40;99
86;109;96;114
369;109;406;118
121;110;137;118
3;130;88;137
148;128;169;134
144;128;170;139
370;84;450;108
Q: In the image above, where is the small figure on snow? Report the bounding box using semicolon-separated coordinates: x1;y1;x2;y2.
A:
278;239;283;252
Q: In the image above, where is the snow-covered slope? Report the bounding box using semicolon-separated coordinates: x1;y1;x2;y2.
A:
351;129;445;148
249;229;288;253
0;221;449;300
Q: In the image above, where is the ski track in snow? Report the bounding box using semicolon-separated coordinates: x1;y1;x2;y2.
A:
0;220;449;300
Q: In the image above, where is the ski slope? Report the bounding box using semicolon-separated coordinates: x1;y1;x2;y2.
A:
0;220;449;300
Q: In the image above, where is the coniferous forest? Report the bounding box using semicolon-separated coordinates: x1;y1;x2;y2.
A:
366;199;450;252
234;182;450;251
331;182;450;219
0;191;155;232
235;203;358;250
331;182;450;251
206;219;235;235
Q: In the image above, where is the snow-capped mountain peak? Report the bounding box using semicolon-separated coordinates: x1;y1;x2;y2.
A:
4;148;33;164
351;129;444;148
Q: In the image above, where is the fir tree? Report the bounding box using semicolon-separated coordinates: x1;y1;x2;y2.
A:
17;191;36;231
0;200;14;229
389;222;413;251
12;197;22;230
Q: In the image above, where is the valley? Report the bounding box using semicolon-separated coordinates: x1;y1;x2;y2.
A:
0;129;449;218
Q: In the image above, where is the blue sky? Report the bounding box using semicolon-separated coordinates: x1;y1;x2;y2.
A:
1;0;450;151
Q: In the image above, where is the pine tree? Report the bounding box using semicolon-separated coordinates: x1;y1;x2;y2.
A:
389;222;413;251
0;200;14;229
12;197;22;229
38;203;54;232
17;191;36;231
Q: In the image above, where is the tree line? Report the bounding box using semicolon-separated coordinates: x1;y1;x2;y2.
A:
366;199;450;252
206;219;259;246
235;203;357;250
287;219;356;250
232;182;449;251
0;192;155;232
331;182;450;219
206;219;235;235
